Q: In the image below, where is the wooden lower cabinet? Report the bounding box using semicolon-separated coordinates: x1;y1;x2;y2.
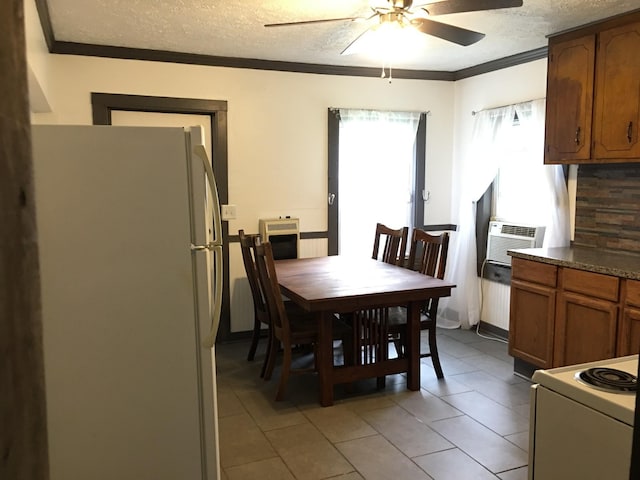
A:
553;291;618;365
618;279;640;355
618;307;640;356
508;256;637;370
509;278;556;368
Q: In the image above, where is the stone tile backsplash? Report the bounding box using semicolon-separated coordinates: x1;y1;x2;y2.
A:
574;164;640;254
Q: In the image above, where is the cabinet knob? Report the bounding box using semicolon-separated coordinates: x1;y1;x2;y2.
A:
575;126;581;146
628;122;633;144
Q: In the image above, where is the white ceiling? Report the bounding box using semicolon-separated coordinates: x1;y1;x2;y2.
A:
44;0;640;73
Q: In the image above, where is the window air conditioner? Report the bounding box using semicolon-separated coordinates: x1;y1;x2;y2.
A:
486;221;546;266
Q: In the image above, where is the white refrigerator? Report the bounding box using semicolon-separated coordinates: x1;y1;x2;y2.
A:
31;124;223;480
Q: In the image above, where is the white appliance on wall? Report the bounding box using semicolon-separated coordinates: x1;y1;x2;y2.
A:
486;220;545;266
259;217;300;260
529;355;637;480
31;124;223;480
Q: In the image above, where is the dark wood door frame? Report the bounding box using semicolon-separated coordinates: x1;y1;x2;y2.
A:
91;93;232;342
2;0;49;477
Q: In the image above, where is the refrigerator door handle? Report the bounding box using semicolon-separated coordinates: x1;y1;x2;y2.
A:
190;242;217;251
193;145;222;246
202;245;223;348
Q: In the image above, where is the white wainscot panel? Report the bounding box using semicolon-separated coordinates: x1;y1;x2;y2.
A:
299;238;327;258
480;279;511;331
229;243;255;334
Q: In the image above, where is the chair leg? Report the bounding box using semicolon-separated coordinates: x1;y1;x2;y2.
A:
275;344;291;401
377;330;388;389
264;338;279;381
341;334;354;367
260;325;273;378
247;314;261;361
427;325;444;379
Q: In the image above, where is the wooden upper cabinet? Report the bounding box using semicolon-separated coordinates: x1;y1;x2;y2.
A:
544;34;595;164
544;12;640;164
592;21;640;160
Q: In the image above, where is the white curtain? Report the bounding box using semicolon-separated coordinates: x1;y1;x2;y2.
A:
517;100;571;248
338;109;420;258
441;99;570;329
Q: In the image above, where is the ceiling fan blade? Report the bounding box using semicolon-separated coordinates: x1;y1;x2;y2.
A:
340;26;377;56
419;0;523;16
411;17;485;46
265;16;363;28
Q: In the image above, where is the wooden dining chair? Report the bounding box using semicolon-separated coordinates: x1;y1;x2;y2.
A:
254;242;353;401
345;223;408;388
239;230;272;375
372;223;409;266
388;229;450;378
239;229;308;377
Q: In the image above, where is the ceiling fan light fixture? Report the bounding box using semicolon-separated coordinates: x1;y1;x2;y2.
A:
342;18;423;61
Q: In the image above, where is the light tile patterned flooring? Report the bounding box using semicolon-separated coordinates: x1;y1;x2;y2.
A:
216;328;531;480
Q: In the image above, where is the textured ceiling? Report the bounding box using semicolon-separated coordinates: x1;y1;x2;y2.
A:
45;0;640;72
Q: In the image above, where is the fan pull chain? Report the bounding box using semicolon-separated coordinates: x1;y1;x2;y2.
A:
380;64;393;84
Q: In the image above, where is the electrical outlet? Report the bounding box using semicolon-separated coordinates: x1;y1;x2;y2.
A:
221;204;236;220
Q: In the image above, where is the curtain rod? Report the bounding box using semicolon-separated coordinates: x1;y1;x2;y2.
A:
329;107;431;116
471;97;545;116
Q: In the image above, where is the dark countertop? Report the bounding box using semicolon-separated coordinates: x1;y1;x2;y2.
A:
508;246;640;280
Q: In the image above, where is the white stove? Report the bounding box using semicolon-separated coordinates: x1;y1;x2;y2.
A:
529;355;637;480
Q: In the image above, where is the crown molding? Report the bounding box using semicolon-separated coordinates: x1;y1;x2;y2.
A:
453;46;548;80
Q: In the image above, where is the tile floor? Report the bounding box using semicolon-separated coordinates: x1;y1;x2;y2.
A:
216;327;531;480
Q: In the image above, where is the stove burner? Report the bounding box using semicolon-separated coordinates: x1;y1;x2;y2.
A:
576;367;638;393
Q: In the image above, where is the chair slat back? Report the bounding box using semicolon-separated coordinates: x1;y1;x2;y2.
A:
239;230;268;323
406;229;450;316
372;223;409;266
254;242;290;343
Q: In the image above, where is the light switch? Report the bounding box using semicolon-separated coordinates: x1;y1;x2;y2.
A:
221;204;236;220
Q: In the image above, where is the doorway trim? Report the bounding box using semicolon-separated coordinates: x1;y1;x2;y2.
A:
91;93;232;342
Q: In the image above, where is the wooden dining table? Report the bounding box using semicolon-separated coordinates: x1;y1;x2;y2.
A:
274;255;456;407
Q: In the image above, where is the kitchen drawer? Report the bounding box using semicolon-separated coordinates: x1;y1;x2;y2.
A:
561;268;619;302
625;279;640;308
512;257;557;287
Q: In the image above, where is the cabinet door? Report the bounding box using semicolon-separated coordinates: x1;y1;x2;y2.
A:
618;307;640;356
544;34;595;164
509;279;556;368
592;21;640;160
618;279;640;355
554;292;618;366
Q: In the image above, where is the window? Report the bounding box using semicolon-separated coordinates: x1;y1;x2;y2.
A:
491;111;553;227
327;109;427;256
475;100;568;282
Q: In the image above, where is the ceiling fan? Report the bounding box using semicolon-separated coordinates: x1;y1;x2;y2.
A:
265;0;524;54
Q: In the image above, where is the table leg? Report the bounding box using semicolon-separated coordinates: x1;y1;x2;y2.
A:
317;311;334;407
406;301;420;391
